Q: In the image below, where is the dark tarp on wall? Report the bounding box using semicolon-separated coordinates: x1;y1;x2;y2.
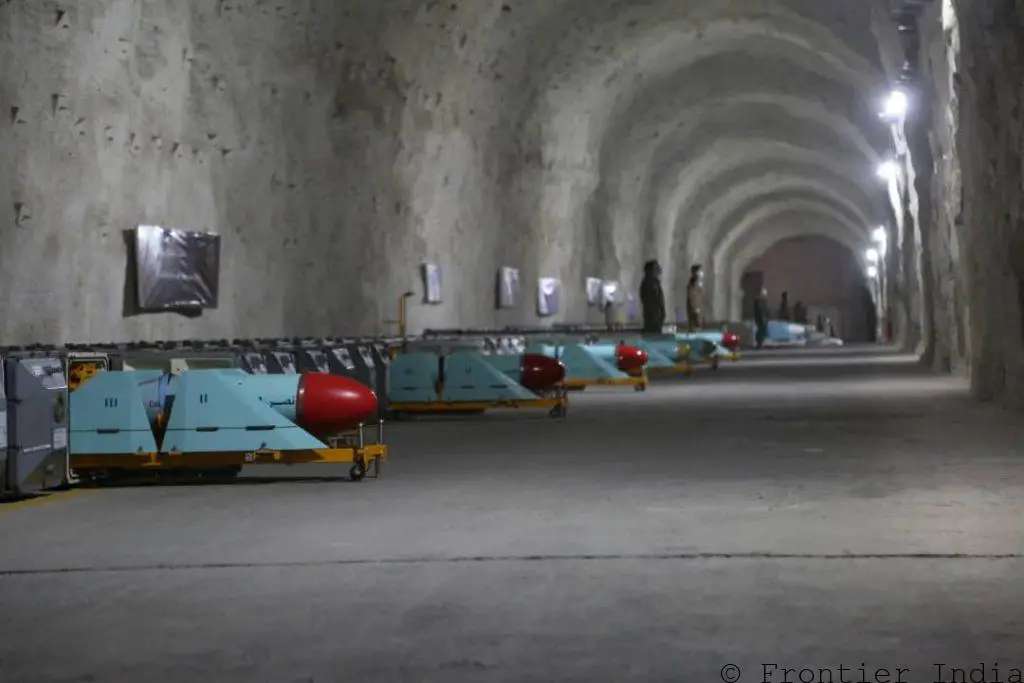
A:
135;225;221;311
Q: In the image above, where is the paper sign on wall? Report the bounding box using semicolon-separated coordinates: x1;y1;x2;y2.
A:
537;278;562;317
585;278;603;307
601;281;619;306
422;263;442;304
497;267;520;309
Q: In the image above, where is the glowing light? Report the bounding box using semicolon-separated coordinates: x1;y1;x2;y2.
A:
880;90;908;120
872;227;887;244
866;265;879;279
942;0;956;31
865;248;880;264
876;161;898;181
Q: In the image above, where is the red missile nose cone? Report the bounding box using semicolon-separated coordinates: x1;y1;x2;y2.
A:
296;373;377;434
615;345;648;372
520;353;566;393
722;332;740;350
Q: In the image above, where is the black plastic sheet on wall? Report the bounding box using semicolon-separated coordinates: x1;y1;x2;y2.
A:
134;225;221;311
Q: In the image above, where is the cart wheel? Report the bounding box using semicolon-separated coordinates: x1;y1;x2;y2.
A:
634;384;647;392
711;358;720;370
350;462;366;481
549;405;565;418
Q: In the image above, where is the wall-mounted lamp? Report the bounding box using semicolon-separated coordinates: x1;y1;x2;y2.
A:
879;90;908;121
865;248;880;264
876;160;898;181
866;265;879;279
872;226;888;257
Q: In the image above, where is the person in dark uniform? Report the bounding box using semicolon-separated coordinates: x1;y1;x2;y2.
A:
754;286;770;348
793;300;807;324
640;260;666;334
686;264;705;331
778;291;791;321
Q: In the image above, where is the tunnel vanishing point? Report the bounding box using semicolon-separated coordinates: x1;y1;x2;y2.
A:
1;0;1023;405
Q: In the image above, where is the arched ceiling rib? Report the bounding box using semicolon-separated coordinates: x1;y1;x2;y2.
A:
715;196;872;276
500;0;884;169
529;7;883;163
717;207;872;318
598;54;889;211
647;138;884;262
484;0;890;311
686;174;877;263
731;219;869;287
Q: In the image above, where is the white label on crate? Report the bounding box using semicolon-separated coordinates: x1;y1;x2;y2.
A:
52;427;68;450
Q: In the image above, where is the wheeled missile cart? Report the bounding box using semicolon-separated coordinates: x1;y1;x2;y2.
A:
387;349;571;418
68;368;388;483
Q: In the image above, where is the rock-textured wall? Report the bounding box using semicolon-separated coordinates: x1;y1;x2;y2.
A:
0;0;530;343
872;0;1024;407
0;0;896;346
952;0;1024;404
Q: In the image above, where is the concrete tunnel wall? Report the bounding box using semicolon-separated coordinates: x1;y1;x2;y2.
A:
868;0;1024;406
3;0;1022;407
0;0;892;345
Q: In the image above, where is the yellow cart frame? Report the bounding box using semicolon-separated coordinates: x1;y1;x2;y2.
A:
390;386;570;419
70;423;388;481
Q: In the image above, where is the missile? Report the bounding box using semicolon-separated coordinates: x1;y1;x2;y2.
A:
615;344;649;373
139;371;378;435
721;332;740;351
519;354;567;393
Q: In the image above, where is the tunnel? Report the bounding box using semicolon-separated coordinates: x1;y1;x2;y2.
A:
2;0;1024;679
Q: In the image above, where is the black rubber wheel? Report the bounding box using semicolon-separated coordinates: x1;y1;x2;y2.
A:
350;463;366;481
634;384;647;392
549;405;565;418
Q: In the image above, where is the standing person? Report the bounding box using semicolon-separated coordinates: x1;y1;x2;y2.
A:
686;264;705;331
603;299;618;331
778;291;791;321
793;300;807;325
753;286;770;348
639;260;666;334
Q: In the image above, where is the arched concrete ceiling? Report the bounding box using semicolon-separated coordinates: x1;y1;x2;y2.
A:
519;3;884;165
686;173;878;264
594;102;886;286
596;56;890;249
721;203;873;276
708;192;871;307
712;195;871;308
650;140;884;262
496;0;888;308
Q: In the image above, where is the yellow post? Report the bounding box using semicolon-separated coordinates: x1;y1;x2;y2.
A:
383;292;415;337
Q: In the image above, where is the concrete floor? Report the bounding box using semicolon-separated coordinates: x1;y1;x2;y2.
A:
2;346;1024;682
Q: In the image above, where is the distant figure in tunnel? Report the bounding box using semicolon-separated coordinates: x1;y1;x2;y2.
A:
686;264;704;331
778;291;790;321
640;260;666;334
793;300;808;325
860;285;878;343
754;287;770;348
